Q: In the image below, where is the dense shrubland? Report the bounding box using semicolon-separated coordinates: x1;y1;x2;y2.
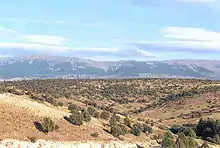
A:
1;78;220;116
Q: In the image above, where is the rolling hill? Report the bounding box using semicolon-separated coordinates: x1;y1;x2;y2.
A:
1;78;220;147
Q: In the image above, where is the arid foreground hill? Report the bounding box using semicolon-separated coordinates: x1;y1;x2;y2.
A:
1;78;220;147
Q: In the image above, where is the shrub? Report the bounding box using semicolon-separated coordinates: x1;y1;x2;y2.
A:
91;132;99;137
180;127;196;138
124;116;131;128
31;93;45;101
188;137;198;148
143;123;153;134
196;118;220;143
118;124;128;135
131;124;142;136
164;132;174;139
87;106;96;116
58;102;64;106
110;115;118;127
44;95;56;105
111;125;123;137
41;117;59;133
114;115;121;122
176;133;198;148
93;111;100;118
100;111;110;120
161;135;176;148
69;110;84;126
8;87;24;95
134;123;144;132
68;103;81;112
82;110;91;122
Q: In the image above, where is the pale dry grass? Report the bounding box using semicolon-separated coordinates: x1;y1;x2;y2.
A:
0;93;118;141
0;93;70;120
0;93;158;147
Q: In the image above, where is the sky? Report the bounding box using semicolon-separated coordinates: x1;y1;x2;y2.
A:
0;0;220;61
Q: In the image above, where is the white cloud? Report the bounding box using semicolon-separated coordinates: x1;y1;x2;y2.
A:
0;42;71;52
0;26;120;53
0;26;17;33
133;26;220;53
71;47;120;52
136;49;155;57
141;40;220;51
0;42;120;53
160;26;220;52
162;26;220;41
26;34;67;45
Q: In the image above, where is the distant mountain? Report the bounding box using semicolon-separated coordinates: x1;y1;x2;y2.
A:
0;56;220;80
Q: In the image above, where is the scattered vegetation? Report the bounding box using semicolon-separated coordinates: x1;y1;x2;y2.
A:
131;123;142;136
93;111;100;118
124;116;131;128
68;103;81;112
111;125;123;137
2;78;220;146
58;102;63;106
90;132;99;137
100;110;110;120
69;110;84;126
41;117;59;134
87;106;96;116
82;110;91;122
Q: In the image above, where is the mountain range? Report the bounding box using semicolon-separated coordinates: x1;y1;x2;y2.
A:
0;55;220;80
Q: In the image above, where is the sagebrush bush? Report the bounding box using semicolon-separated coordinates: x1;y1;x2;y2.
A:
131;123;142;136
176;133;198;148
58;102;64;106
68;103;81;112
110;115;118;127
162;134;176;148
41;117;59;133
93;111;100;118
124;116;131;128
111;125;123;137
118;124;128;135
143;123;153;134
100;110;110;120
87;106;96;116
31;93;45;101
82;110;91;122
91;132;99;137
69;110;84;126
180;127;196;138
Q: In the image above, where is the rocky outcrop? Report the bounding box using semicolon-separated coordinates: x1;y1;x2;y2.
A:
0;139;139;148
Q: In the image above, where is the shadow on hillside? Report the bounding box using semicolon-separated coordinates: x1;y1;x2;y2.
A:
64;116;73;124
103;128;111;134
34;121;44;132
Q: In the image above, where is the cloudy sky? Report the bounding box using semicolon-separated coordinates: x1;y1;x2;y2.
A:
0;0;220;61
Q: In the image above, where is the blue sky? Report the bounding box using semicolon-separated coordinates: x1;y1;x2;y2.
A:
0;0;220;61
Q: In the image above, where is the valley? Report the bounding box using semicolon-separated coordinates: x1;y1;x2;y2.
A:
1;78;220;147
